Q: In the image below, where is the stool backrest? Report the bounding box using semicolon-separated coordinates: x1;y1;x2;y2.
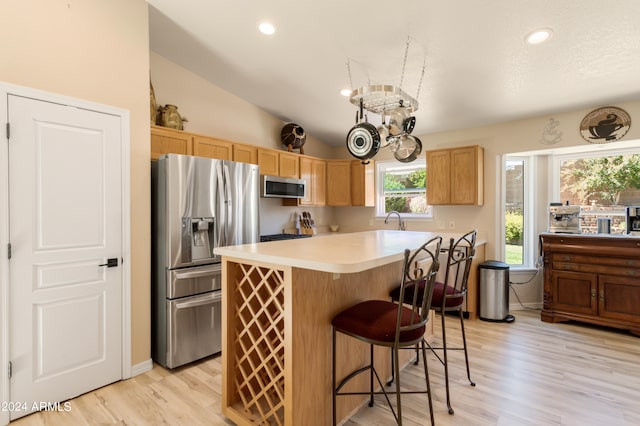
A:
396;236;443;340
441;230;477;302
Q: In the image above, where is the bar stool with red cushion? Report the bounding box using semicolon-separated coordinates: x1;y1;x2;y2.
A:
389;229;477;415
332;236;442;426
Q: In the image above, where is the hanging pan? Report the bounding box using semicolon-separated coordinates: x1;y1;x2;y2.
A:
346;98;380;161
393;134;423;163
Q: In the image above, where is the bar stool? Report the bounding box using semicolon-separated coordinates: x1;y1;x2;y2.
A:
389;230;477;415
332;236;442;426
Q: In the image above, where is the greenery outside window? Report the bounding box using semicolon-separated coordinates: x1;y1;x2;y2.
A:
505;159;525;266
375;160;431;218
553;150;640;234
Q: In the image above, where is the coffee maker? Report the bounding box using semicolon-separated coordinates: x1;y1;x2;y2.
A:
625;206;640;235
548;203;581;234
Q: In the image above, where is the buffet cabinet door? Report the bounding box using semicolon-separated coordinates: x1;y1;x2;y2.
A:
550;270;598;316
598;274;640;323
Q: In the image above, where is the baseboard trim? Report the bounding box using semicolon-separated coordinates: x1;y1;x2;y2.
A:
130;358;153;377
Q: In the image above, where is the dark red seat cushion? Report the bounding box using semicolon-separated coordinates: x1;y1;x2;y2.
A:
390;281;464;309
332;300;425;344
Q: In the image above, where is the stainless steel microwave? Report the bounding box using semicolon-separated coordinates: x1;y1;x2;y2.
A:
261;175;306;199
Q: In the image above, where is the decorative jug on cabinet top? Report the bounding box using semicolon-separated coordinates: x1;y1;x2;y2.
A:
159;104;188;130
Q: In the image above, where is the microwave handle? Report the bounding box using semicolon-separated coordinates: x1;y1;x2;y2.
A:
174;291;221;310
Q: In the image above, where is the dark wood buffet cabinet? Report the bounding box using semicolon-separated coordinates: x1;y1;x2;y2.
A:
541;233;640;335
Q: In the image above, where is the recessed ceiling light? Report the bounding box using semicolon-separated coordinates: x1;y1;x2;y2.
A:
340;89;352;97
258;21;276;35
526;28;553;45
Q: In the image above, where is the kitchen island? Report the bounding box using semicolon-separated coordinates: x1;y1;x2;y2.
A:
214;230;485;425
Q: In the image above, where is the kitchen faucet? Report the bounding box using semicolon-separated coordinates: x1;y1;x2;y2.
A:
384;211;405;231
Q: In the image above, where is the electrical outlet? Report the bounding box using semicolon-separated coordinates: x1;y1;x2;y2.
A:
437;221;445;229
368;219;374;226
448;221;455;230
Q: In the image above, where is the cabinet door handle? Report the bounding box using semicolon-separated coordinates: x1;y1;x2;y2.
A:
591;289;596;299
600;290;605;301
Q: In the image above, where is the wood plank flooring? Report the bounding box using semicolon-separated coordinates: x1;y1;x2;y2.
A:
12;310;640;425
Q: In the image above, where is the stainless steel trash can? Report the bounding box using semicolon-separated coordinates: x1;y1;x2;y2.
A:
479;260;514;322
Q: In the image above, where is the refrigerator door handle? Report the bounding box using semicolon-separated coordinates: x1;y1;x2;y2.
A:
216;163;227;247
174;267;221;281
174;291;221;310
223;163;233;245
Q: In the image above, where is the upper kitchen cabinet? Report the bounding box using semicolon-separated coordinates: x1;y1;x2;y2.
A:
326;160;351;206
258;149;279;175
233;143;258;164
193;135;233;160
283;156;326;207
326;160;374;207
258;148;300;178
426;145;484;205
279;151;300;178
151;125;193;160
351;160;374;207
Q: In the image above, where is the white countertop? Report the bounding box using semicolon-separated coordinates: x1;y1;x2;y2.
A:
214;230;479;274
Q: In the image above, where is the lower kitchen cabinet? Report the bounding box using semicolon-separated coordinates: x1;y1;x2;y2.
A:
541;233;640;335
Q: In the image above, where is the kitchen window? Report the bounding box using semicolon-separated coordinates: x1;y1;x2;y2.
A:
503;156;535;268
552;147;640;234
375;160;432;218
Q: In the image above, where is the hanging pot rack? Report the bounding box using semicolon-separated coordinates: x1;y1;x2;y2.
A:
348;84;418;116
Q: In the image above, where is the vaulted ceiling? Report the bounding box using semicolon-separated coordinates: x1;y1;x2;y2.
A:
148;0;640;146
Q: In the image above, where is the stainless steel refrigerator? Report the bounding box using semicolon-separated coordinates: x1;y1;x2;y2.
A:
151;154;260;368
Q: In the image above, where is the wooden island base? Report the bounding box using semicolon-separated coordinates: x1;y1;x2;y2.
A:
215;230;485;425
221;257;427;426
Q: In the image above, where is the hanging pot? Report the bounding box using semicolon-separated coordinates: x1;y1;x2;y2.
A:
393;134;422;163
403;116;416;134
346;122;380;160
346;98;381;160
377;115;390;147
388;102;410;136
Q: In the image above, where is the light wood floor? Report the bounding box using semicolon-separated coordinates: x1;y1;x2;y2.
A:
12;309;640;425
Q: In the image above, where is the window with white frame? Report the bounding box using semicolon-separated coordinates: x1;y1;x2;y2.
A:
552;147;640;234
375;160;431;218
504;156;534;267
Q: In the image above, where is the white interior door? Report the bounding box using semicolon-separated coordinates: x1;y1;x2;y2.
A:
8;94;122;420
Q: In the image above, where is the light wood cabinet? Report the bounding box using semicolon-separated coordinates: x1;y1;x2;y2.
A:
284;157;326;207
150;125;193;160
351;160;375;207
426;145;483;205
279;152;300;178
232;144;258;164
541;233;640;335
327;160;375;207
257;148;300;178
326;160;352;206
258;149;279;175
193;135;233;160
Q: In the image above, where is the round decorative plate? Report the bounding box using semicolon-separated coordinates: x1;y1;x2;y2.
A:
579;106;631;144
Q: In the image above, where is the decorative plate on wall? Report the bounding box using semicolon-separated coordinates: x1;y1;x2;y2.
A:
579;106;631;143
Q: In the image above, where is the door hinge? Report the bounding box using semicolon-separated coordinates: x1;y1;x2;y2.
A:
8;361;12;379
7;243;11;260
6;122;9;140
